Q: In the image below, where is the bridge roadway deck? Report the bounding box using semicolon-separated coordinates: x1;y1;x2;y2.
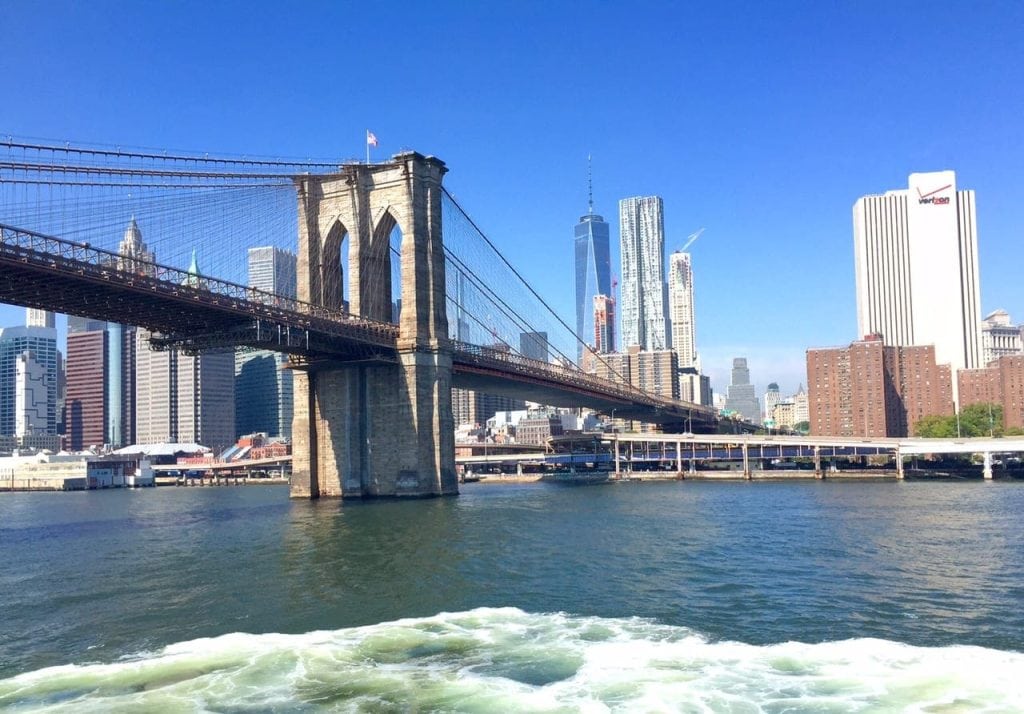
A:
0;223;713;426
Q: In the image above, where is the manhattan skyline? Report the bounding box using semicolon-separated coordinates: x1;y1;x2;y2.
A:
1;2;1022;396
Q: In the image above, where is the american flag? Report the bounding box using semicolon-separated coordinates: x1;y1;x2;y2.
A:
366;130;378;147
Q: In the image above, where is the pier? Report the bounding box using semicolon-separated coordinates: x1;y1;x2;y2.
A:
456;433;1024;481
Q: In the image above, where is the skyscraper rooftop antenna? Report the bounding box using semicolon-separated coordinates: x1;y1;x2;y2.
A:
587;154;593;215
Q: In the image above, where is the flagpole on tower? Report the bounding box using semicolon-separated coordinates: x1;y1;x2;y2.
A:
366;129;378;164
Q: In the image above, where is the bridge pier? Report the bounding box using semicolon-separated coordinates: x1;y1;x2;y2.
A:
290;151;456;499
291;351;458;500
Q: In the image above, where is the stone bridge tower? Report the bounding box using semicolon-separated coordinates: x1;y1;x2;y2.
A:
290;152;457;498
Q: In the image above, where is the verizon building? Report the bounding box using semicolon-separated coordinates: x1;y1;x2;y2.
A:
853;170;982;389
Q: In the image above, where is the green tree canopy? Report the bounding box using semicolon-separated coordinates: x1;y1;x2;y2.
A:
913;403;1005;438
914;414;957;438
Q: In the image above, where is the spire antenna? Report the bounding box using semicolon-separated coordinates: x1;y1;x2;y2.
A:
587;154;593;215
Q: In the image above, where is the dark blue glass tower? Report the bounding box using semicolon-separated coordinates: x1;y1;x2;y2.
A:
574;207;611;360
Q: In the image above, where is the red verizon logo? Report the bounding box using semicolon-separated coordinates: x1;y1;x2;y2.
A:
917;184;951;205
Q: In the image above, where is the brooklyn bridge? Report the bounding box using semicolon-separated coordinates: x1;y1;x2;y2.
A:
0;140;716;498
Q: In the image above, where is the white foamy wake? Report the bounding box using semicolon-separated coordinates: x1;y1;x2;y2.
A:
0;608;1020;712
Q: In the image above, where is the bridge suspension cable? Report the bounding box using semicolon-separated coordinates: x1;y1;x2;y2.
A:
0;137;305;290
0;138;346;170
440;189;633;388
0;137;688;413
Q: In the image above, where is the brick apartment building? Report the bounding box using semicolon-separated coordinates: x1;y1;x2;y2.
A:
807;336;953;437
958;355;1024;431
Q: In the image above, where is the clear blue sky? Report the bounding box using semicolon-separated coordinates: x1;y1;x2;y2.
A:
2;1;1022;396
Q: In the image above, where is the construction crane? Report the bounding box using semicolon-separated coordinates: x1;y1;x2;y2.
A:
679;227;705;253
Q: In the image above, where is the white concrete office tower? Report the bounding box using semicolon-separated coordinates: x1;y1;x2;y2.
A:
668;251;697;367
25;309;55;329
619;196;667;351
247;246;298;299
0;326;58;437
980;310;1022;365
15;352;48;437
853;170;982;380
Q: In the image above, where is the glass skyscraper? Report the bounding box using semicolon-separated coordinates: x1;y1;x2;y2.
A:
619;196;667;351
574;204;611;361
0;326;58;437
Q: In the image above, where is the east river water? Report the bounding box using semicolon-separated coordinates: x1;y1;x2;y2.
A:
1;480;1023;711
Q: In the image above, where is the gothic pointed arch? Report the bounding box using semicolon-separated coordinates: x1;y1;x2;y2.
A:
322;219;349;311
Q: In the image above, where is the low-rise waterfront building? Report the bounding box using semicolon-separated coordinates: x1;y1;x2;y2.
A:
516;413;565;445
0;452;144;491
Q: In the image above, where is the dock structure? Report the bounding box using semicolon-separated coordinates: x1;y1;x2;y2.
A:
455;433;1024;481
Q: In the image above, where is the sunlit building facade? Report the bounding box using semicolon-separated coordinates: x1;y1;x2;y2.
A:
853;171;982;399
619;196;667;351
574;205;611;360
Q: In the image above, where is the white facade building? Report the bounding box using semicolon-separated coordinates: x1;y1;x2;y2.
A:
0;326;58;437
15;352;48;437
247;246;297;300
117;217;156;274
763;383;781;425
25;309;55;329
980;309;1022;365
792;384;809;425
619;196;667;351
668;251;696;367
853;171;982;385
